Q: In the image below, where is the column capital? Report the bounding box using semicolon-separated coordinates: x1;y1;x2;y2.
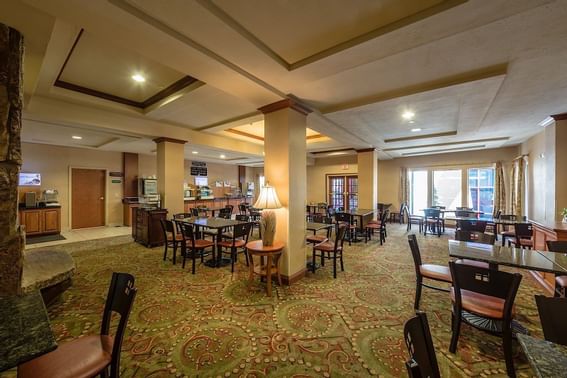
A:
258;99;312;116
153;137;187;144
356;148;376;153
551;113;567;121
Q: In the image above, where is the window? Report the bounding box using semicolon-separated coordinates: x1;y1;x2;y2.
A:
409;170;428;215
433;169;462;209
468;168;495;214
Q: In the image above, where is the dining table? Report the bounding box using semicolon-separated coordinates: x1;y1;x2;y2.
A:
343;208;375;242
517;334;567;378
181;216;248;267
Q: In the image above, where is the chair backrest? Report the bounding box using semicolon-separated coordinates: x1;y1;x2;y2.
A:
458;220;487;233
235;214;250;222
232;222;252;241
173;213;192;220
312;214;324;223
535;295;567;346
424;208;440;218
404;311;441;378
190;207;200;217
515;223;533;239
160;219;175;241
239;203;248;214
177;222;196;246
407;234;423;274
380;209;390;230
333;223;347;250
448;262;521;321
218;208;232;219
547;240;567;253
334;212;351;224
454;230;495;245
327;207;336;218
225;204;234;212
500;214;517;221
455;210;476;218
100;272;137;377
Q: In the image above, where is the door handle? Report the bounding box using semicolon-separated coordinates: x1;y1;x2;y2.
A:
100;197;105;200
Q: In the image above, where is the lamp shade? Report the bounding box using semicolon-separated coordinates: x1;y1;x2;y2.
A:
253;183;282;209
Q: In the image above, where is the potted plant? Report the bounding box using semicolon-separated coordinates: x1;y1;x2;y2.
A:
562;208;567;223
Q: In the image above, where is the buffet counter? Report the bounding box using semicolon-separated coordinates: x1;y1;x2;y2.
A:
530;218;567;294
184;196;251;212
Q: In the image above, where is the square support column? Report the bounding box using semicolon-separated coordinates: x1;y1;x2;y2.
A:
259;99;310;284
154;137;186;216
357;148;378;210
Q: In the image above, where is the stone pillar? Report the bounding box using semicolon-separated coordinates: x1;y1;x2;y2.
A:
154;137;186;216
357;148;378;210
0;24;24;296
259;99;310;284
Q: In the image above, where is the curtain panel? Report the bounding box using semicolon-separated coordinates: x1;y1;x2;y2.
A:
493;161;506;215
399;167;409;207
510;157;526;217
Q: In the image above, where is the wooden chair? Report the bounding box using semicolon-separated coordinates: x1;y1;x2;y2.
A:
424;208;442;237
453;230;494;269
499;214;517;246
307;215;333;245
19;273;137;378
431;206;446;233
178;222;215;274
335;212;356;246
546;240;567;297
389;202;405;224
312;224;347;278
217;208;232;219
218;222;252;273
448;262;522;377
456;220;487;233
190;207;200;217
160;219;183;265
486;210;501;238
173;213;192;220
365;209;389;245
535;295;567;345
404;311;441;378
408;234;451;310
238;203;248;215
404;205;423;233
508;223;533;249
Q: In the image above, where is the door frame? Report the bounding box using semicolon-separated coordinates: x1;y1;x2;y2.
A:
325;173;358;210
69;166;109;230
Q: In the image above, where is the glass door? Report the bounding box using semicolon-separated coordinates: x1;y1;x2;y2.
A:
346;176;358;210
327;175;358;211
409;170;428;215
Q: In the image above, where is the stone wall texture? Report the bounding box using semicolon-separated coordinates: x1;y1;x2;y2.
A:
0;23;24;296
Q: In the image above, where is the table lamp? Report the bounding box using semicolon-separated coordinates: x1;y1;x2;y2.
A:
253;182;282;246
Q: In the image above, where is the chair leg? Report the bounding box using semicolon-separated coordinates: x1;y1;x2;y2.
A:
182;245;187;269
173;243;177;265
192;250;196;274
502;329;516;378
312;248;316;273
163;242;168;261
340;252;344;271
231;247;236;273
414;280;422;310
449;311;462;353
333;251;337;279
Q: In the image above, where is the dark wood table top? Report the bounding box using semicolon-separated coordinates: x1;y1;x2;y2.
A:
344;208;375;216
181;217;247;229
517;334;567;378
306;222;332;232
246;240;285;252
0;291;57;372
448;240;567;274
443;215;530;225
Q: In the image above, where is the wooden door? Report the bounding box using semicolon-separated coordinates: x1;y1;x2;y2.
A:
72;168;106;229
43;209;60;233
346;176;358;210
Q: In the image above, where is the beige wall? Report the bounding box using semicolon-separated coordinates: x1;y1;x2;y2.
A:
306;155;358;203
520;130;548;221
21;142;124;230
378;146;519;210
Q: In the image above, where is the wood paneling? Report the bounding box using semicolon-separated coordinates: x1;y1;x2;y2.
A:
19;207;61;236
43;209;60;233
123;152;138;197
531;220;567;294
71;168;106;229
21;210;41;234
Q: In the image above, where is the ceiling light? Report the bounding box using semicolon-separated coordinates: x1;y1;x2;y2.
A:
220;154;226;159
192;151;198;154
538;116;554;127
402;110;415;120
72;135;82;140
131;74;145;83
411;128;422;132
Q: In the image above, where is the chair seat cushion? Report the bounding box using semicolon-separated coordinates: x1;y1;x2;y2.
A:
306;234;327;244
450;288;514;319
420;264;451;283
217;239;246;248
365;223;380;230
556;275;567;288
166;232;183;242
455;259;490;269
18;335;113;378
314;241;341;252
185;239;215;248
519;239;534;247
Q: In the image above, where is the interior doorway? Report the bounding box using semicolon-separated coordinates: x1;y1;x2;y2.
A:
71;168;106;229
327;175;358;210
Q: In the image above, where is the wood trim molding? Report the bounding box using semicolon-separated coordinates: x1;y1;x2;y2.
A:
311;148;356;155
153;137;187;144
258;99;312;116
281;268;306;285
54;28;200;109
355;148;376;153
306;134;325;140
551;112;567;121
384;131;458;143
226;128;264;141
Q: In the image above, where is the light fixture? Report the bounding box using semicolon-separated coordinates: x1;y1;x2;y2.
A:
411;128;422;132
253;182;282;246
192;151;198;154
131;74;145;83
220;154;226;159
538;116;554;127
402;110;415;120
72;135;82;140
408;120;415;124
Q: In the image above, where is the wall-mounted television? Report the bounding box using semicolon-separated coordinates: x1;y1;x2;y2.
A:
195;176;208;186
19;173;41;186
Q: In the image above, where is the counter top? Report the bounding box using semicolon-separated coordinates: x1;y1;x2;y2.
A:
517;334;567;378
19;205;61;210
530;219;567;232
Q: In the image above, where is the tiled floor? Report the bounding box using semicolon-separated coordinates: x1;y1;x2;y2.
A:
25;226;132;250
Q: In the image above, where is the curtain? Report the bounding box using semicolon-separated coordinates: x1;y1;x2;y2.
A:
493;161;506;215
399;167;409;207
510;157;526;217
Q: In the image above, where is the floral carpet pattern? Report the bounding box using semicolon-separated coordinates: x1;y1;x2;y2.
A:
5;225;545;377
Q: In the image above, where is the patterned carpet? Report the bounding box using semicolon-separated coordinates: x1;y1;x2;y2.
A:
4;224;545;377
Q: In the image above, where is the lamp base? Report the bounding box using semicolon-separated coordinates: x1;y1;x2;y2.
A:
260;210;276;246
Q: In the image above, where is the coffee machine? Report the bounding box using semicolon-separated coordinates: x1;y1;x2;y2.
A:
40;189;60;207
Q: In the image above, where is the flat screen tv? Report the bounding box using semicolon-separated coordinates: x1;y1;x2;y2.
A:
195;176;208;186
19;173;41;186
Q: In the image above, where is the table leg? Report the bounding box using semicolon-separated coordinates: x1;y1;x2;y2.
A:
267;255;273;297
248;253;255;289
276;254;282;286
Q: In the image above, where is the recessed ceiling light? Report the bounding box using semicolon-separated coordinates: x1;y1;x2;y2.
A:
131;74;145;83
411;128;422;132
192;151;198;154
409;120;415;124
220;154;226;159
72;135;82;140
402;110;415;120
